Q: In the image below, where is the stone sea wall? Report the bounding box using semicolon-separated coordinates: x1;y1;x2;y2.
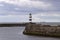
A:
23;23;60;37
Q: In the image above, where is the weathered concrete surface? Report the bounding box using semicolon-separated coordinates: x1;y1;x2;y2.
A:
23;23;60;37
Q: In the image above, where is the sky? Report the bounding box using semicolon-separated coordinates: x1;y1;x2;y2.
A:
0;0;60;23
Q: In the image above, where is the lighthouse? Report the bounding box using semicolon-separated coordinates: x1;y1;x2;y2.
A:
29;13;32;23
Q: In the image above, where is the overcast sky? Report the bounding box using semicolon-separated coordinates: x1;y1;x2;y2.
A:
0;0;60;23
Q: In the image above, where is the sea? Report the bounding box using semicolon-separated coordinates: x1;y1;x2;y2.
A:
37;22;60;26
0;27;59;40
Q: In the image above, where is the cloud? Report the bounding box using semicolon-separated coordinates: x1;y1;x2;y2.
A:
0;0;60;22
0;0;52;9
32;12;60;22
0;13;60;22
0;15;29;23
0;4;4;7
0;2;48;15
31;0;60;10
33;12;60;17
0;0;59;15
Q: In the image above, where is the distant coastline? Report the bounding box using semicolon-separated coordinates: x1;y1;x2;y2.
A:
0;23;26;27
0;22;60;27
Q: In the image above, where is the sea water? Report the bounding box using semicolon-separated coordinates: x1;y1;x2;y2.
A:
0;27;59;40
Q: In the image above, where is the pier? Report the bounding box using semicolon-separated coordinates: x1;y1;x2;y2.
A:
23;13;60;37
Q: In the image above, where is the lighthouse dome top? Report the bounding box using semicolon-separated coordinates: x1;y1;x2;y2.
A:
29;13;32;15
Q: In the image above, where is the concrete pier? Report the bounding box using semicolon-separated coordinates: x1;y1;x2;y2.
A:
23;23;60;37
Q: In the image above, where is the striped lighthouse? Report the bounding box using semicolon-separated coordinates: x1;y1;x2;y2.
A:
29;13;32;23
